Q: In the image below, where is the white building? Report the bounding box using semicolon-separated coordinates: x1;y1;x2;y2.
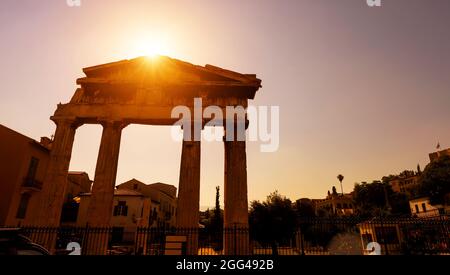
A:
409;197;441;218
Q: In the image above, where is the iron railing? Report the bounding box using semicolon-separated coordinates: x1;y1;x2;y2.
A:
4;216;449;255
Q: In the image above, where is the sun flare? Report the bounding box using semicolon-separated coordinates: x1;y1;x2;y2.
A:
130;36;169;58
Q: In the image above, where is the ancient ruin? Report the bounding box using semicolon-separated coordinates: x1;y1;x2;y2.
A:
36;56;261;254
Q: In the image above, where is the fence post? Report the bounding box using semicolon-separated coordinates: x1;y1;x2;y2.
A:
234;224;237;256
300;229;305;255
440;215;450;254
134;227;140;255
379;214;389;255
81;223;89;255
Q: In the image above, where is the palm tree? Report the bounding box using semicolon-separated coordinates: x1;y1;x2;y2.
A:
337;174;344;195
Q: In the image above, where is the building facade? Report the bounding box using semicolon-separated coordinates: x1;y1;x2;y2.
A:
117;179;177;228
77;189;151;244
0;124;92;226
409;197;443;218
313;189;355;217
0;124;51;226
388;170;420;195
76;179;177;244
67;172;93;200
429;148;450;162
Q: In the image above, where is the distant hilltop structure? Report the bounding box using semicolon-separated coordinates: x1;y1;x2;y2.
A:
429;147;450;162
311;187;355;217
388;146;450;195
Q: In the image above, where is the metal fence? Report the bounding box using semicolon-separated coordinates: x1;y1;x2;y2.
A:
9;216;450;255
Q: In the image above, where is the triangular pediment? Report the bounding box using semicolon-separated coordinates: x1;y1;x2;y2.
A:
77;56;261;88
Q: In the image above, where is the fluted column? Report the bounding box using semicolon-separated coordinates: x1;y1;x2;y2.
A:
33;118;78;253
176;123;201;255
86;120;124;225
37;118;79;226
85;120;124;255
223;137;249;255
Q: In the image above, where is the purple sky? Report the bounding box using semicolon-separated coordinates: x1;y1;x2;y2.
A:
1;0;450;208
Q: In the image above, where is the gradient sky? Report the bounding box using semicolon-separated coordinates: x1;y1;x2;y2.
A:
1;0;450;208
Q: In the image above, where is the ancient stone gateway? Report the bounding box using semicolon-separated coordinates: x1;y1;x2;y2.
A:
36;56;261;255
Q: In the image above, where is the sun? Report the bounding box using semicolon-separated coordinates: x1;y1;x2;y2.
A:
130;36;168;58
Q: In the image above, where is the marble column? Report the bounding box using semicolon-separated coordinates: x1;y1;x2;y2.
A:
223;138;249;255
35;118;78;252
85;120;124;255
37;118;78;226
176;123;201;255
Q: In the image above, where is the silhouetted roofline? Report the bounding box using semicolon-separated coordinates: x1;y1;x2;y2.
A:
81;55;262;88
0;124;50;152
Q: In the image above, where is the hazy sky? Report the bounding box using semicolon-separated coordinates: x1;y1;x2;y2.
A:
1;0;450;208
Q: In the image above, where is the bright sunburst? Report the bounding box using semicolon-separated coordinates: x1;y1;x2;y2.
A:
130;35;169;58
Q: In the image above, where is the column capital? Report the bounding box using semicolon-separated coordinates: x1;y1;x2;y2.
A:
51;116;82;129
97;119;129;130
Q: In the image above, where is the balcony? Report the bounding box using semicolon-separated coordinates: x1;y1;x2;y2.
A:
22;177;43;191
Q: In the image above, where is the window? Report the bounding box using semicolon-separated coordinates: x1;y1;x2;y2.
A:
421;203;426;212
16;193;31;219
415;205;419;213
133;183;138;190
26;157;39;180
113;201;128;216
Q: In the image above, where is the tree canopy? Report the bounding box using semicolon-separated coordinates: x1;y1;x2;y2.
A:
249;191;297;255
294;199;316;217
417;155;450;205
353;180;409;217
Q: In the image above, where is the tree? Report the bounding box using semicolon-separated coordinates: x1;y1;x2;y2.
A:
337;174;344;195
249;191;297;255
211;186;223;232
353;180;409;217
295;199;316;217
201;186;223;251
381;174;397;184
199;208;212;228
389;191;410;215
353;181;386;217
417;155;450;205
